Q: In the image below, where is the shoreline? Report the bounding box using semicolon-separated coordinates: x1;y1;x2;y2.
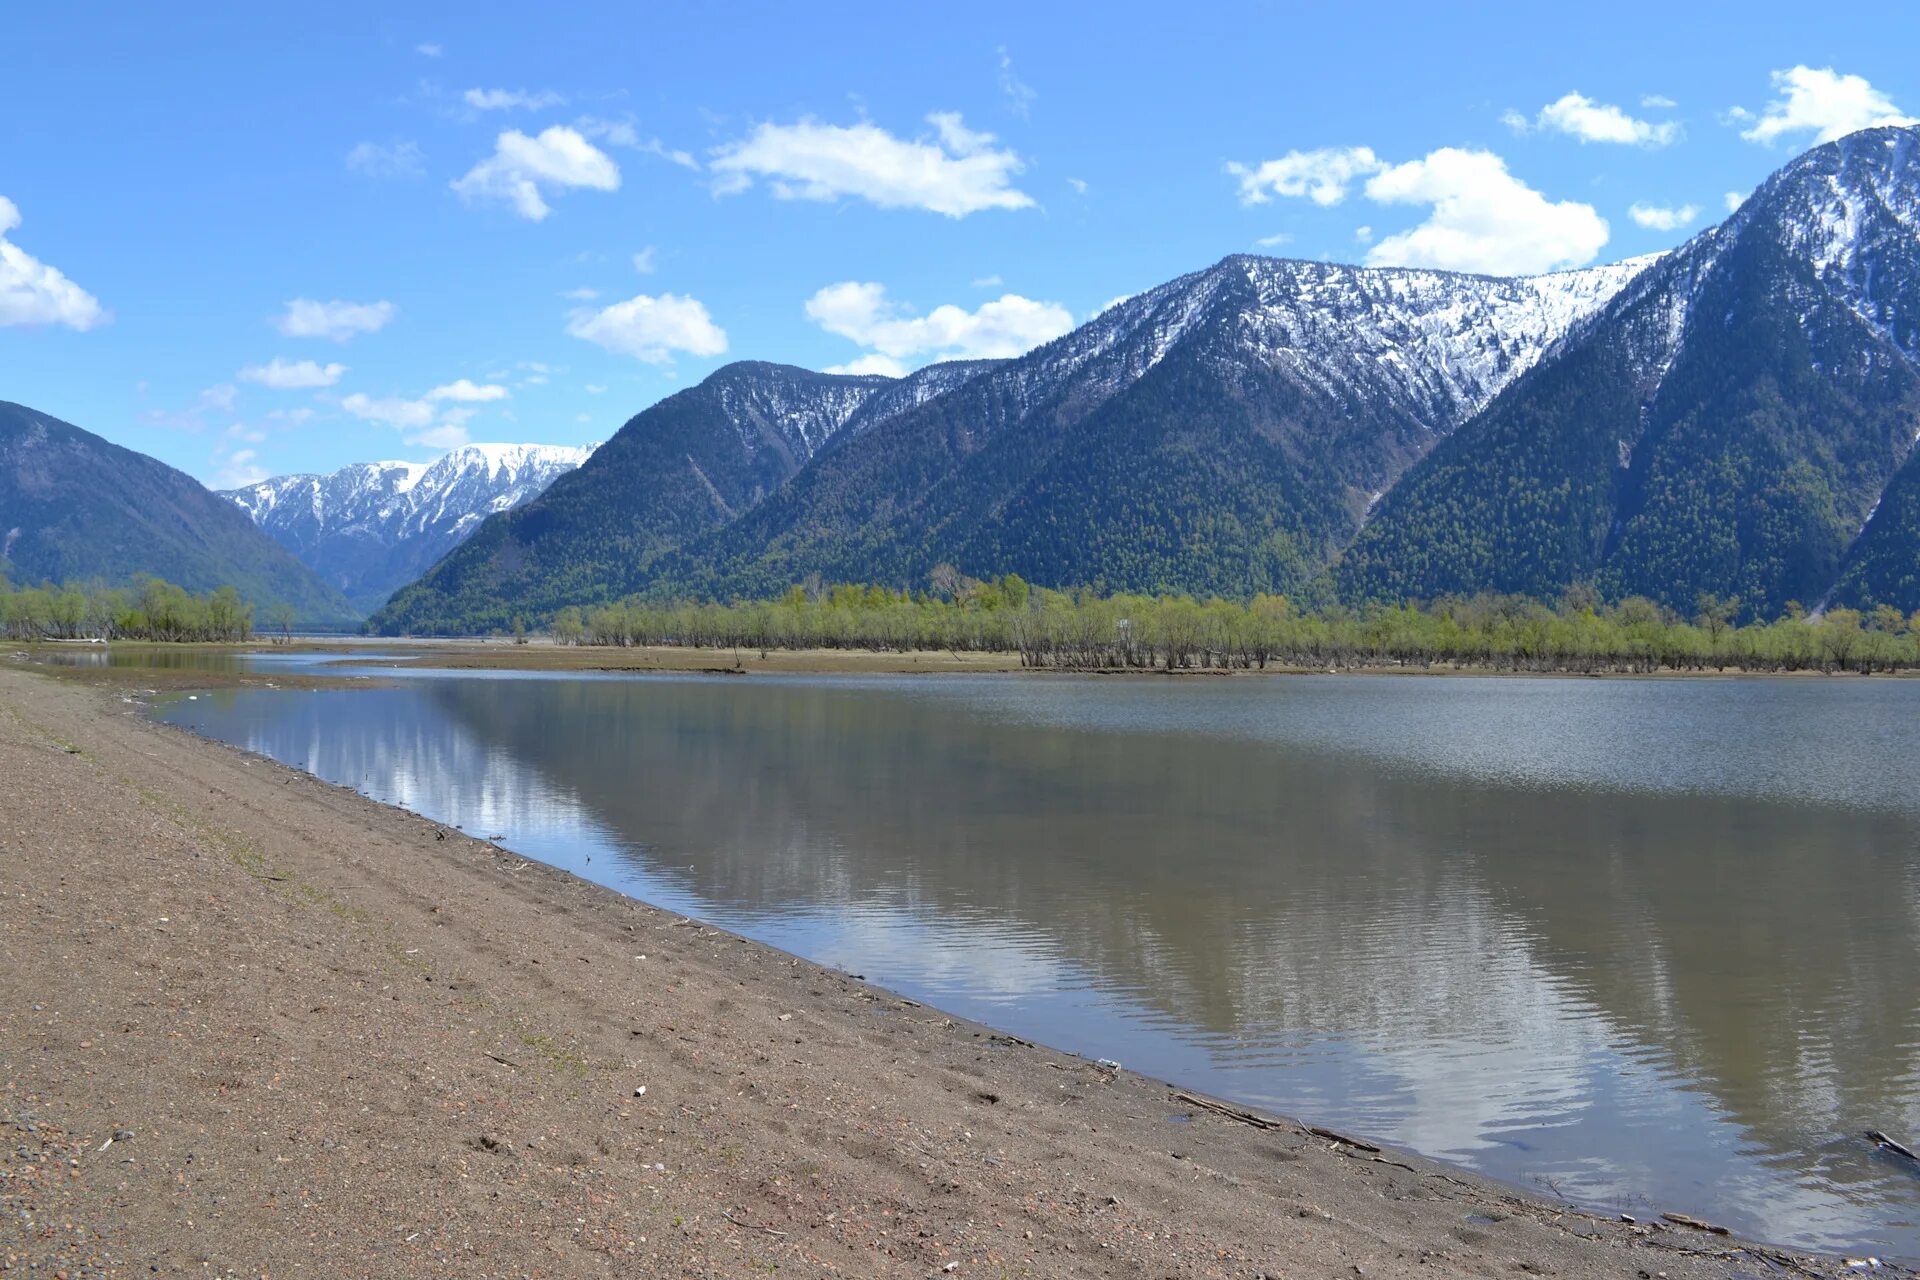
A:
0;661;1879;1277
25;634;1920;680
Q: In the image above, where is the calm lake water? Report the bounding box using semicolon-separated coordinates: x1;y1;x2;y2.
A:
149;655;1920;1257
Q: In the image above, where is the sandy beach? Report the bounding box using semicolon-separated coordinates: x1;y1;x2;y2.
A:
0;660;1867;1278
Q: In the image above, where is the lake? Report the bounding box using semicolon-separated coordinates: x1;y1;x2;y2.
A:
151;655;1920;1257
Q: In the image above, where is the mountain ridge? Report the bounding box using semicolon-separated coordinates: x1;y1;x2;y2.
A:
222;441;597;612
0;401;359;625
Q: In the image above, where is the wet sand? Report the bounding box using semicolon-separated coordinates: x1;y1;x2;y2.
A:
0;662;1868;1277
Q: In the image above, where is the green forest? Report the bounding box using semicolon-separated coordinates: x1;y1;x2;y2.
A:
0;575;259;642
545;571;1920;674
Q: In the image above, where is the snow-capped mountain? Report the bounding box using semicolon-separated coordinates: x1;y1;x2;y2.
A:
1343;124;1920;616
376;256;1651;631
223;442;597;611
374;125;1920;633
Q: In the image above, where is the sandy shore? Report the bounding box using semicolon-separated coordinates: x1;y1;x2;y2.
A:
0;662;1866;1278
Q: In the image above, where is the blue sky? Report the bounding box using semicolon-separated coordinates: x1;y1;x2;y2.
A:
4;2;1917;487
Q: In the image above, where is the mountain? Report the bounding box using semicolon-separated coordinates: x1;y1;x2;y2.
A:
1341;126;1920;618
375;127;1920;633
222;442;596;613
374;261;1646;633
0;401;358;625
372;361;996;633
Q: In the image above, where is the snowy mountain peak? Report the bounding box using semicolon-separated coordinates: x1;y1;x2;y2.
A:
221;440;598;611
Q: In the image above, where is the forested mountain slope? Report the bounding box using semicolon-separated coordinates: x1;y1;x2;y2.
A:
0;401;358;625
375;257;1646;632
372;362;995;632
1341;125;1920;617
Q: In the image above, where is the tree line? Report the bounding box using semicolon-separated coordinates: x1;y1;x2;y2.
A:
0;575;257;642
542;570;1920;674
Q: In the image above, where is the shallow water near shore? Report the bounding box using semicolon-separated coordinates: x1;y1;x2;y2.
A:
148;652;1920;1257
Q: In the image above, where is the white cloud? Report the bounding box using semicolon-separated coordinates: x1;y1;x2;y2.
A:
425;378;508;402
266;407;313;426
1627;201;1700;232
1509;93;1681;146
1363;149;1609;275
1255;232;1294;248
1641;94;1678;109
341;392;436;429
1738;66;1915;146
566;292;728;363
0;196;108;330
710;113;1033;217
1228;147;1382;206
452;126;620;220
632;246;657;274
1354;225;1374;243
1724;190;1746;213
463;87;566;112
584;383;608;394
1094;294;1132;317
415;43;442;58
274;298;394;341
805;281;1072;368
576;117;699;170
970;274;1003;288
213;447;270;488
346;140;425;178
560;286;600;300
408;423;471;450
1065;176;1088;195
238;357;346;389
200;383;237;412
824;353;909;377
997;46;1036;119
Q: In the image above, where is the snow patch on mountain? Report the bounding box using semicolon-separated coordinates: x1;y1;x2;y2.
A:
222;441;598;609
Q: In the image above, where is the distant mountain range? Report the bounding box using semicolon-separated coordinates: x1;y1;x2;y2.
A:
372;258;1652;631
11;127;1920;635
221;443;596;612
0;401;357;626
374;125;1920;633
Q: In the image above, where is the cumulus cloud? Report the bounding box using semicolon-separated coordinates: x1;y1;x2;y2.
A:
1255;232;1294;248
824;353;909;377
425;378;509;402
0;196;108;330
346;140;426;178
709;113;1033;217
1363;149;1609;275
341;393;436;429
1724;190;1746;213
238;358;346;389
1506;93;1681;146
566;292;728;363
805;281;1073;370
452;126;620;220
1627;202;1700;232
274;298;394;341
463;87;565;112
415;43;442;58
408;423;472;450
213;447;270;488
1228;147;1382;206
631;246;657;274
1641;94;1678;109
560;286;600;301
1737;65;1915;145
